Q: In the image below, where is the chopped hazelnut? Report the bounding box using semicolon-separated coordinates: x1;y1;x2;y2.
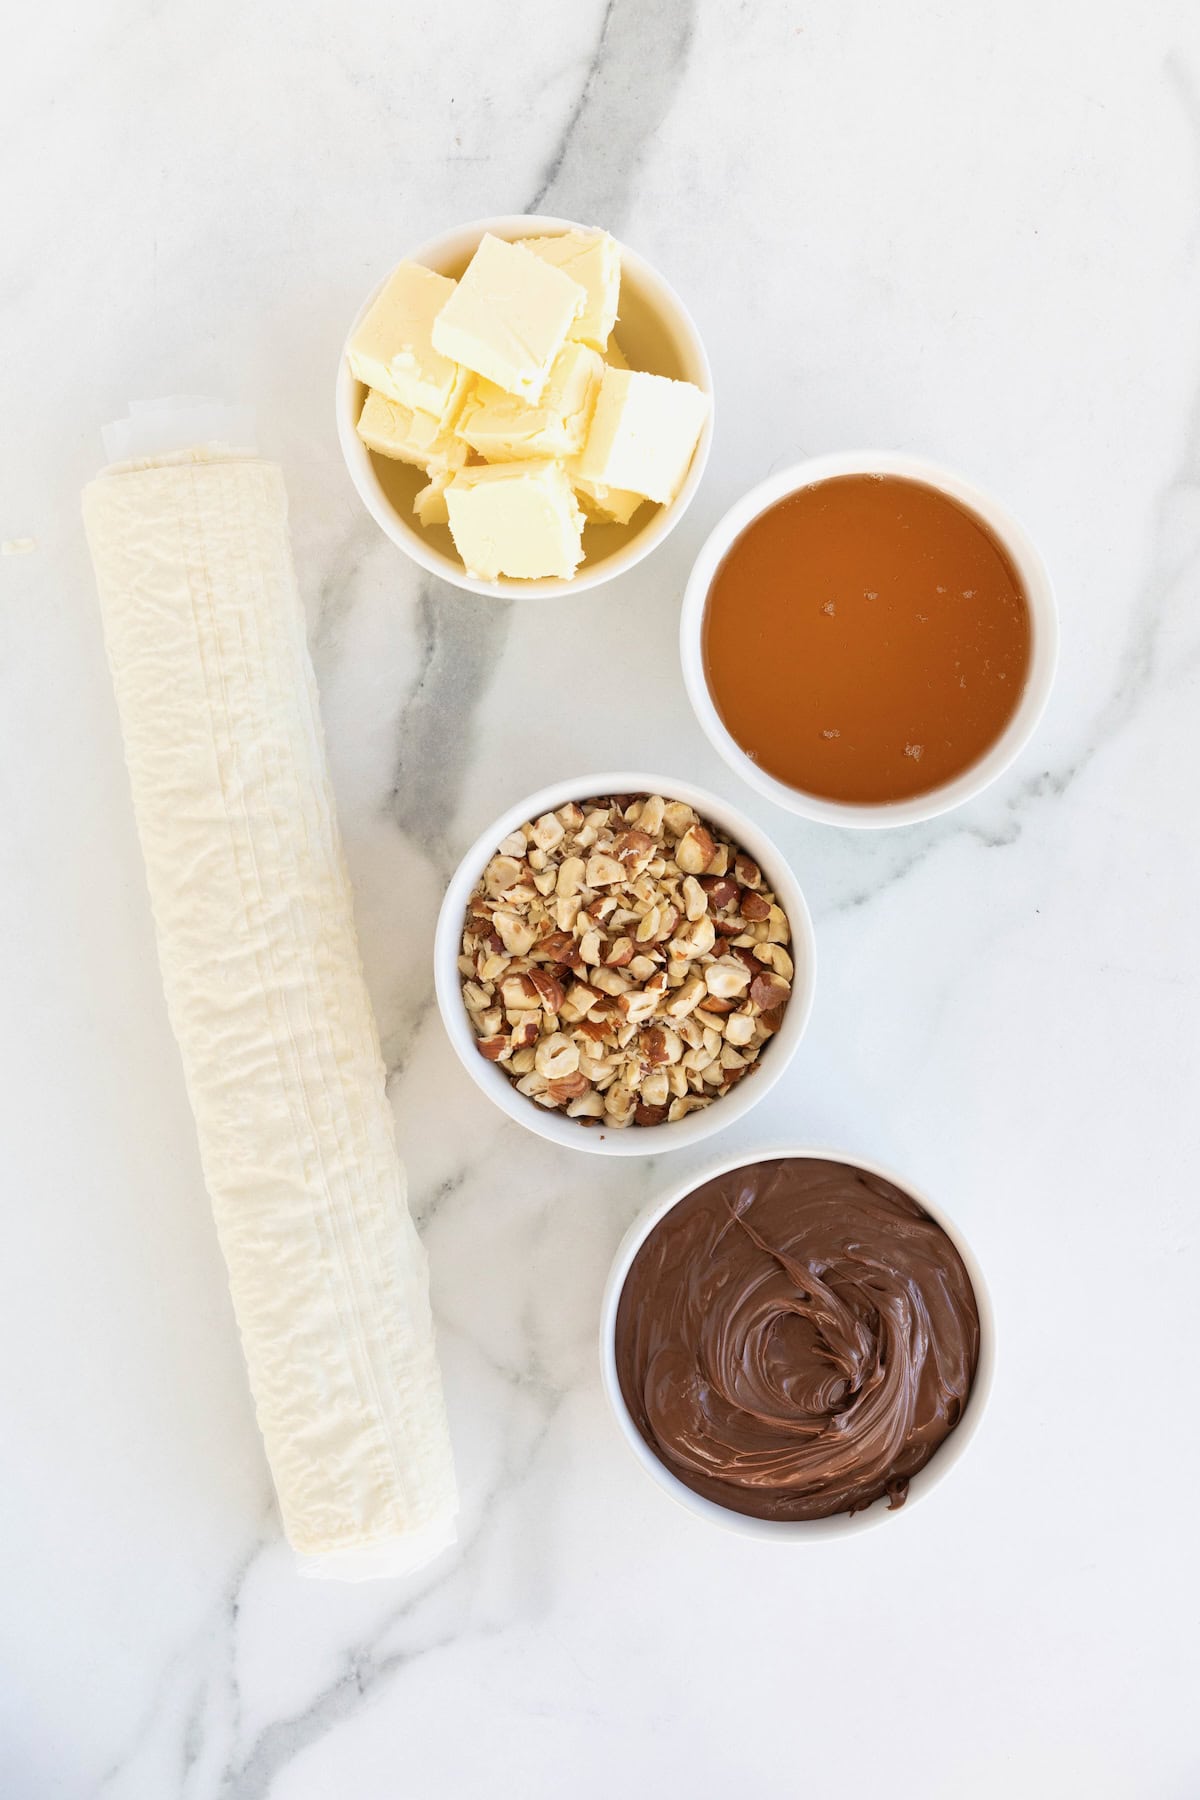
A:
459;794;794;1129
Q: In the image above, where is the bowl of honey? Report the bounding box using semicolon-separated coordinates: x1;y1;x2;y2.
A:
679;452;1057;827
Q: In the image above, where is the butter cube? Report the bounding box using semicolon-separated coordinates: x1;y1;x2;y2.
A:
347;262;462;418
431;234;585;402
356;389;467;474
574;366;709;506
519;229;620;352
570;472;645;527
456;342;603;462
445;461;584;581
413;474;451;528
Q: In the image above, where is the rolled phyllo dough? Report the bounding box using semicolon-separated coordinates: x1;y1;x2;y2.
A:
83;446;457;1579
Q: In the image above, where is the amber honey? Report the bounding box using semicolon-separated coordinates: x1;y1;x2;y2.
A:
701;475;1032;805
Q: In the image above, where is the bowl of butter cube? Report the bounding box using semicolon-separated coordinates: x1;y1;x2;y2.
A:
337;214;713;595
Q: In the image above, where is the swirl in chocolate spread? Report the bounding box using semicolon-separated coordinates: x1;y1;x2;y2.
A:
614;1158;980;1520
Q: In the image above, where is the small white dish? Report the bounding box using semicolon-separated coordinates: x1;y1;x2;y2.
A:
679;450;1058;828
433;774;816;1157
337;215;713;598
600;1145;996;1538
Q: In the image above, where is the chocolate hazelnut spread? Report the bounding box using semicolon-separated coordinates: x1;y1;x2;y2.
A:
614;1157;981;1520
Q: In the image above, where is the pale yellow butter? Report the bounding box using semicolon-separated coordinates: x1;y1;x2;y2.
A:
431;234;586;402
519;229;620;352
347;262;462;418
456;342;603;462
570;471;645;527
574;366;709;506
445;461;584;581
413;474;451;528
356;389;467;474
563;338;644;523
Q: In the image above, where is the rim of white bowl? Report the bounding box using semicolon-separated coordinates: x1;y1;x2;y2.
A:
600;1143;997;1538
680;450;1059;828
336;214;714;599
433;773;816;1156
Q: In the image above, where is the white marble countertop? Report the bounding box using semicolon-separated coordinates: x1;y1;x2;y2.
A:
4;2;1199;1795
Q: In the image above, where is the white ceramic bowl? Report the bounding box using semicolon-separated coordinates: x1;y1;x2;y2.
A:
433;774;816;1156
600;1145;996;1538
337;215;713;598
680;450;1058;827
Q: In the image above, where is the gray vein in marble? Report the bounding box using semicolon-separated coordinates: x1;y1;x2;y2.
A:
1167;53;1200;252
306;513;383;655
180;1679;210;1784
529;0;618;212
387;581;512;868
97;1521;272;1796
219;1336;567;1800
221;1631;462;1800
381;989;437;1081
221;1634;450;1800
407;1163;469;1230
528;0;696;222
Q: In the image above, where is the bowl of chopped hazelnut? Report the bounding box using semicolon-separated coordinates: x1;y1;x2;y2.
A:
433;774;816;1154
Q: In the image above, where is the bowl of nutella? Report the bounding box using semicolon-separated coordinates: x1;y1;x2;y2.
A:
337;214;713;596
680;451;1057;827
601;1149;994;1535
